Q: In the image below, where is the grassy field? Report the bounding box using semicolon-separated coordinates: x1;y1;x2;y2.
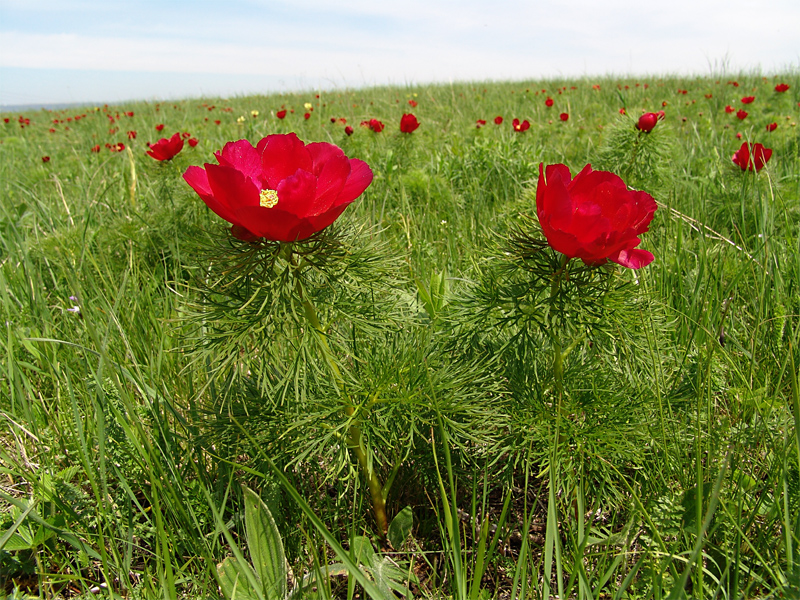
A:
1;72;799;599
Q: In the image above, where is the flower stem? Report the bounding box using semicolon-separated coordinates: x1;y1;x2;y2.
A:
291;252;388;535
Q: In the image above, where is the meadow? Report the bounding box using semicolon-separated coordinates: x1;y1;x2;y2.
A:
1;72;799;599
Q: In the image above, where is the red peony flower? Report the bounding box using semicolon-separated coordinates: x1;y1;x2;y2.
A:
127;130;137;139
619;108;626;115
147;132;184;161
476;119;487;128
400;113;420;133
304;112;311;120
736;132;742;139
725;105;734;114
559;112;569;122
766;122;777;132
494;116;503;125
183;133;373;243
188;137;199;147
42;156;50;163
775;83;789;93
91;144;101;153
366;118;384;132
736;109;748;120
276;110;287;119
731;142;772;172
636;112;659;133
155;123;165;132
536;164;656;269
741;96;755;104
545;97;554;107
408;99;418;107
344;125;354;136
512;118;530;132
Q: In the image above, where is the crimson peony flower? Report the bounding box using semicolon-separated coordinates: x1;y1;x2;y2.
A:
147;132;184;161
636;112;659;133
303;112;311;120
619;108;626;115
400;113;420;133
736;110;748;120
188;137;199;147
155;123;165;132
345;125;354;136
766;122;777;132
775;83;789;92
494;116;503;125
408;99;418;107
183;133;373;243
725;105;734;114
365;118;384;132
740;96;755;104
559;112;569;122
536;163;657;269
731;142;772;172
42;156;50;163
545;98;554;107
91;144;101;153
127;130;137;139
276;110;287;119
512;118;530;132
476;119;487;128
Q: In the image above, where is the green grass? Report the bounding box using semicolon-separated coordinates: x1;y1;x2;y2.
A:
1;72;799;599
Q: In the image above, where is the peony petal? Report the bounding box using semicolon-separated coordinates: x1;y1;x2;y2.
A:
306;142;346;176
609;248;654;269
338;158;373;204
184;165;239;225
307;202;352;233
309;154;350;214
538;164;574;231
206;163;261;215
215;139;262;182
275;169;317;217
259;133;313;189
233;205;306;242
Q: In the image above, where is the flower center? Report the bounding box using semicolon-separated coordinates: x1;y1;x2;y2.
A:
259;189;279;208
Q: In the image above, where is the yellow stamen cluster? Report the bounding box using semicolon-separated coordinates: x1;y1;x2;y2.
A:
259;188;279;208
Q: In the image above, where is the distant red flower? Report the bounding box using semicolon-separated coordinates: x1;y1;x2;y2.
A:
155;123;165;131
545;97;554;107
188;137;199;147
725;105;734;114
408;99;418;107
766;122;777;132
400;113;420;133
592;84;601;90
182;132;191;138
704;94;713;99
732;142;772;172
42;156;50;163
740;96;755;104
736;110;748;120
656;111;665;120
304;112;311;120
127;130;137;139
559;112;569;122
775;83;790;93
147;132;184;161
619;108;626;115
3;118;9;124
183;133;373;242
49;128;56;133
364;118;384;133
126;111;134;117
330;117;337;123
736;132;742;139
662;101;668;107
636;112;659;133
214;120;221;125
494;116;503;125
512;118;530;132
536;163;657;269
476;119;487;128
91;144;101;153
345;125;354;136
276;110;287;119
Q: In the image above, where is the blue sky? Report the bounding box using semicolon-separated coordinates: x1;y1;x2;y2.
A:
1;0;798;107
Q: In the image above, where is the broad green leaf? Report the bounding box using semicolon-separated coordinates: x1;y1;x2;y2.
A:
387;506;413;550
243;485;287;600
350;535;377;567
218;556;262;600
